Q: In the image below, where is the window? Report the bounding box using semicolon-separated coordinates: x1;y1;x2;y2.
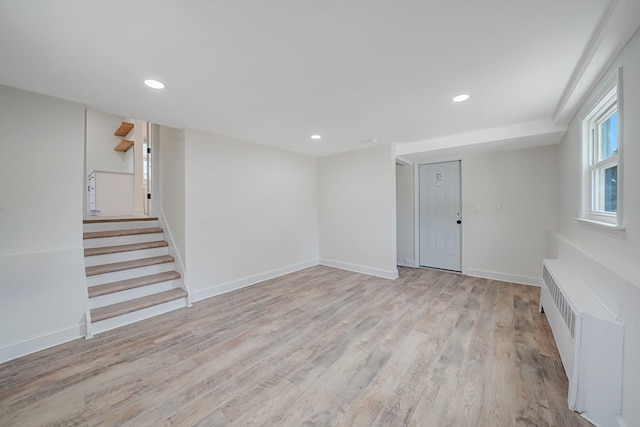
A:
588;91;618;215
581;69;622;227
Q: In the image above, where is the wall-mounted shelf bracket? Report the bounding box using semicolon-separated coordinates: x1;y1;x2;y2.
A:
114;139;134;152
114;122;134;137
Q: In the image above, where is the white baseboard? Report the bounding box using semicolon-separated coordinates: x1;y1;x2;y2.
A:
580;412;624;427
192;258;399;303
191;259;320;303
465;268;541;287
0;324;83;364
320;258;399;280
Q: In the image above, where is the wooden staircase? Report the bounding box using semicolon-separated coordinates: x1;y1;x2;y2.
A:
83;217;189;336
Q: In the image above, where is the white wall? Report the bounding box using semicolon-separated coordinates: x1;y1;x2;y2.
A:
555;27;640;427
557;29;640;286
158;125;186;265
318;144;398;279
86;109;133;174
396;163;415;267
184;129;319;301
398;144;557;285
0;85;87;363
464;145;558;285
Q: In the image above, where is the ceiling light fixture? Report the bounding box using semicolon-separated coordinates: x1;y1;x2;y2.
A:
311;134;322;140
144;79;165;89
452;94;470;103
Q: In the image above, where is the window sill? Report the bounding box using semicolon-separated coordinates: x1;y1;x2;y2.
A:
574;218;626;239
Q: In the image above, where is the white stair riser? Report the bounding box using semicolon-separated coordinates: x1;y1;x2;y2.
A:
90;280;184;309
83;233;164;249
83;220;159;232
86;262;175;287
90;298;188;335
84;247;169;267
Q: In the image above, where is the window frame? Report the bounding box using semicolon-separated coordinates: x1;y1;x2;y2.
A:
579;68;624;229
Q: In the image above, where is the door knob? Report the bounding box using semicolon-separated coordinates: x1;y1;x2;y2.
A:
456;220;462;224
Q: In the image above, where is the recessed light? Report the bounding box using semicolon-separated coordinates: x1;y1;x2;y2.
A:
453;94;470;103
144;79;165;89
311;134;322;140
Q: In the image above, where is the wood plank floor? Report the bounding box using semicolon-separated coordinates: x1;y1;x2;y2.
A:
0;266;593;426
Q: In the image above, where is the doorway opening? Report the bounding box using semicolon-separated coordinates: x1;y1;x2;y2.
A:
84;109;153;219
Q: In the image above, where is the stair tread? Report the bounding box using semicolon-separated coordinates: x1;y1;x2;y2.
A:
84;227;163;239
88;271;181;298
90;288;187;322
83;217;158;224
86;255;174;276
85;241;168;257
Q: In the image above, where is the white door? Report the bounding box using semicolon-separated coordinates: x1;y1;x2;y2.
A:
419;161;461;271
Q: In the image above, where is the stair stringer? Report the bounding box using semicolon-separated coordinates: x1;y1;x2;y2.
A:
159;210;192;307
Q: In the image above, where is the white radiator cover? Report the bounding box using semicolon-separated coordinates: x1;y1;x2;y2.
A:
540;259;624;427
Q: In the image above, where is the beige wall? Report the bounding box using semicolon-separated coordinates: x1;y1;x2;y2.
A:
397;144;557;285
184;129;319;300
318;144;398;278
86;109;133;174
159;125;186;265
464;145;558;283
0;85;87;362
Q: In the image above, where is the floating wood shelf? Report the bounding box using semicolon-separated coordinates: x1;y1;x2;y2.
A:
114;121;134;137
114;139;134;152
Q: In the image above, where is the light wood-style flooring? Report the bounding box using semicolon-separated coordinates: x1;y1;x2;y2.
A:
0;266;592;426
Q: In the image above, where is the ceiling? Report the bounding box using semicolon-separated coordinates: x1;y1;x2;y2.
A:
0;0;638;157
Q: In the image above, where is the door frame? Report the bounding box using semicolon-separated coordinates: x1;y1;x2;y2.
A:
148;122;160;217
413;157;466;273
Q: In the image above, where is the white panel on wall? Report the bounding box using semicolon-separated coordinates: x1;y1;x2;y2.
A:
318;144;398;279
159;125;186;264
89;171;135;216
0;249;87;363
0;85;87;361
0;85;85;255
464;145;558;285
184;129;319;299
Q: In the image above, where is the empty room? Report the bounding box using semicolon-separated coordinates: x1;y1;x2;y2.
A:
1;1;639;426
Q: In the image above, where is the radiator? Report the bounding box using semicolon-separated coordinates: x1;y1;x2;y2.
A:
540;259;624;427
